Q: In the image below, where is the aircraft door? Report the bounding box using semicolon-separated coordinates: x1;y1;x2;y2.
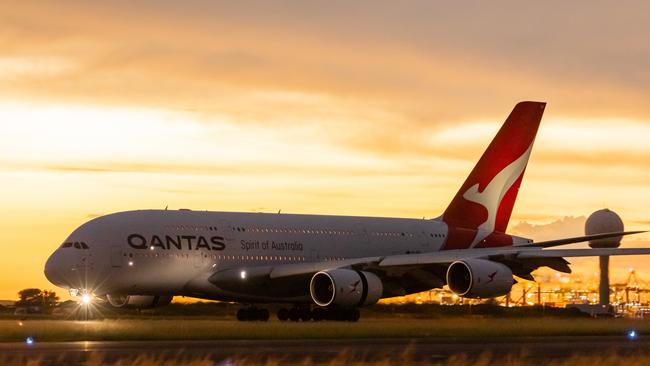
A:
412;223;432;250
353;223;369;244
217;219;235;241
310;249;320;261
110;246;122;268
194;251;204;268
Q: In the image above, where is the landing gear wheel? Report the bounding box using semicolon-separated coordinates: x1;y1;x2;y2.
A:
346;308;360;322
299;308;312;322
277;308;289;321
272;306;361;322
258;308;270;321
312;307;326;321
326;308;343;321
288;307;300;322
237;308;248;321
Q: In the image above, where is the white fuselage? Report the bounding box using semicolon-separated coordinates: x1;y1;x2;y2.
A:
45;209;450;303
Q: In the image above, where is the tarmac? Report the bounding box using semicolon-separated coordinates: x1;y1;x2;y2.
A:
1;336;650;365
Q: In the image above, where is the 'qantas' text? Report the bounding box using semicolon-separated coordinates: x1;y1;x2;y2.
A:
127;234;226;251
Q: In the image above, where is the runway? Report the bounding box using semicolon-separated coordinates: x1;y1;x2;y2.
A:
1;336;649;365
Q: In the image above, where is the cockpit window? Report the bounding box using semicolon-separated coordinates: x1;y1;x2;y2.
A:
61;242;89;249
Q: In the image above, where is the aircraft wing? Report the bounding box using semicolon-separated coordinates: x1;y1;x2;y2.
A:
208;243;650;299
268;256;384;279
212;245;650;283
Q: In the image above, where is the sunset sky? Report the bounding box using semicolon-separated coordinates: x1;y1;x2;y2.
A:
1;1;649;300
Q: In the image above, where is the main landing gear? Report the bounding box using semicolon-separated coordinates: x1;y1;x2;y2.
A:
236;307;270;321
277;306;360;322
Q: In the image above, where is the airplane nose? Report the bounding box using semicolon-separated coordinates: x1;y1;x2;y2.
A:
44;250;65;287
44;242;106;293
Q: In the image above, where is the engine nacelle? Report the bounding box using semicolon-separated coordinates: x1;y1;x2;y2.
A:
446;259;514;298
310;269;383;307
105;294;173;309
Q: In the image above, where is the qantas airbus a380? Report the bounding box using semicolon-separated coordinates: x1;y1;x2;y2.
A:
44;101;648;321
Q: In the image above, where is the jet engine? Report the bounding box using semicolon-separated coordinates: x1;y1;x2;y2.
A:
310;269;383;307
105;294;173;309
446;259;514;298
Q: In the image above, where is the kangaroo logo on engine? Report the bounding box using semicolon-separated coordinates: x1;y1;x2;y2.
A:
127;234;226;251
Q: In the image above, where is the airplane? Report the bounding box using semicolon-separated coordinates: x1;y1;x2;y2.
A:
44;101;649;321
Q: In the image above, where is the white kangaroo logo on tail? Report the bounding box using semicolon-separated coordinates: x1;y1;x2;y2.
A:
463;144;533;247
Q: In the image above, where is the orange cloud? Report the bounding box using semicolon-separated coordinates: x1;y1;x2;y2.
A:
1;1;649;123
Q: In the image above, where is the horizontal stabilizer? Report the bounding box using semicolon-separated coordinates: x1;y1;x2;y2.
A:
518;247;650;259
522;231;645;248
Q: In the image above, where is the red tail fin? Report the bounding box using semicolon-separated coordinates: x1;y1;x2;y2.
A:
442;101;546;249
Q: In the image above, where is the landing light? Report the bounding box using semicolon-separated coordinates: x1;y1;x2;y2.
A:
25;336;34;345
128;261;134;266
240;270;247;280
628;330;638;340
81;294;92;305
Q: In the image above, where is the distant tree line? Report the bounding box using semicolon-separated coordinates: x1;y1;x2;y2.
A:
14;288;59;313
